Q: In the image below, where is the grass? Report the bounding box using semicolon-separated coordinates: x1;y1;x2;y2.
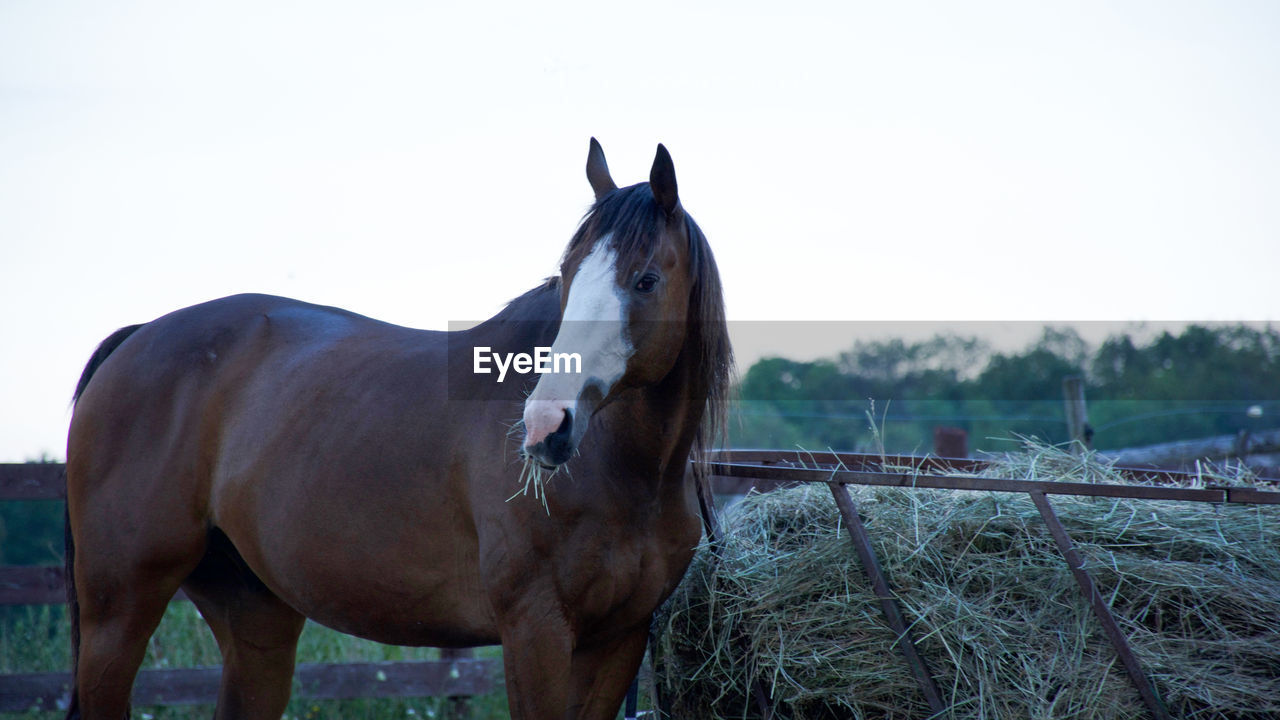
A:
0;603;511;719
2;602;661;719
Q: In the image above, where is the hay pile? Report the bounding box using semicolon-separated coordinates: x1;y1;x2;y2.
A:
654;450;1280;719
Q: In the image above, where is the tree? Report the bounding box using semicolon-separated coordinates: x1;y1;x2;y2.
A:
731;324;1280;454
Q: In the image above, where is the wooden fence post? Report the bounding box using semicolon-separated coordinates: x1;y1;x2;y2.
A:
439;648;473;720
1062;376;1091;454
932;426;968;459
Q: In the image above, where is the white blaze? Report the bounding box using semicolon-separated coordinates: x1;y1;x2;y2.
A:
523;239;631;448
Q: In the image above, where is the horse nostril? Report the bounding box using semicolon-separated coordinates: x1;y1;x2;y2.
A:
530;408;575;467
554;408;573;437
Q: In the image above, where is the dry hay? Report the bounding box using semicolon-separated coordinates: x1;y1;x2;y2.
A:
654;447;1280;719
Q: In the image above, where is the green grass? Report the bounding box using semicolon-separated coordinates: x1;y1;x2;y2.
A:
1;603;512;719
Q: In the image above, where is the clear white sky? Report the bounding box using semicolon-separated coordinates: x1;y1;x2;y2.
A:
2;1;1277;461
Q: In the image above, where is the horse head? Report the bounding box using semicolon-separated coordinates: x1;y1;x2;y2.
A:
521;139;704;468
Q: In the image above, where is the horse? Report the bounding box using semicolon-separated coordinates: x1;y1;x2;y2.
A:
64;138;732;720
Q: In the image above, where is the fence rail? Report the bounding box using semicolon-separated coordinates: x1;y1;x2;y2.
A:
0;462;63;500
0;659;494;713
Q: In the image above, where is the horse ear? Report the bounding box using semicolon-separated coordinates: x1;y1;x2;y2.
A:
650;143;680;218
586;137;618;201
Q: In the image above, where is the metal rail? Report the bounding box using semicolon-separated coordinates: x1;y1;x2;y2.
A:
709;448;1280;487
829;482;948;718
1029;492;1171;720
706;458;1280;505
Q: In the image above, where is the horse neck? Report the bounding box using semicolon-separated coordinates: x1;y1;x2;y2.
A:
606;330;710;491
452;283;563;401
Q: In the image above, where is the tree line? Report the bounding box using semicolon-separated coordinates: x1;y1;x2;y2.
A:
730;324;1280;455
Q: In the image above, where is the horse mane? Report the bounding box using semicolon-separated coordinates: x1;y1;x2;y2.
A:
560;183;734;458
495;277;562;323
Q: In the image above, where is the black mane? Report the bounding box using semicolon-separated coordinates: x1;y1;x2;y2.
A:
559;182;734;454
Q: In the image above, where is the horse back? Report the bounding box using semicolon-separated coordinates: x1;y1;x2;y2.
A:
67;293;511;644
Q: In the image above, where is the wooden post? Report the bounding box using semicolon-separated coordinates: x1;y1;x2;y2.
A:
932;427;968;459
1062;376;1091;454
439;648;473;720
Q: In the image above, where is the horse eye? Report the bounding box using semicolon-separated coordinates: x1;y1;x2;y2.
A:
634;273;660;293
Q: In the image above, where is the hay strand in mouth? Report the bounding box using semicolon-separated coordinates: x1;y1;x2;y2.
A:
504;416;564;513
509;454;556;513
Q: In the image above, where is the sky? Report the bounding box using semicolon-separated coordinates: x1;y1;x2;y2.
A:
2;1;1278;461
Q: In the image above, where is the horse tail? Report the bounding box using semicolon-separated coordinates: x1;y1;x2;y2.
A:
73;324;144;405
66;323;143;719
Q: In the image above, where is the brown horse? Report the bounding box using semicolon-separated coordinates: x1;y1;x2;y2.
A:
64;139;731;720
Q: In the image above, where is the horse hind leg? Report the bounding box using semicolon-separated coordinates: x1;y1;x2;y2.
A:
69;516;205;719
72;581;179;719
182;529;305;720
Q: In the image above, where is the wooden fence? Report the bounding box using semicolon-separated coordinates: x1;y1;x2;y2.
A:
0;463;496;713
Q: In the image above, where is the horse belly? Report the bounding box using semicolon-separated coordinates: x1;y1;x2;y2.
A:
210;464;500;648
298;547;498;648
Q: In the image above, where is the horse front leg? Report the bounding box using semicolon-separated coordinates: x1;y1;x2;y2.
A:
566;627;649;720
498;611;574;720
